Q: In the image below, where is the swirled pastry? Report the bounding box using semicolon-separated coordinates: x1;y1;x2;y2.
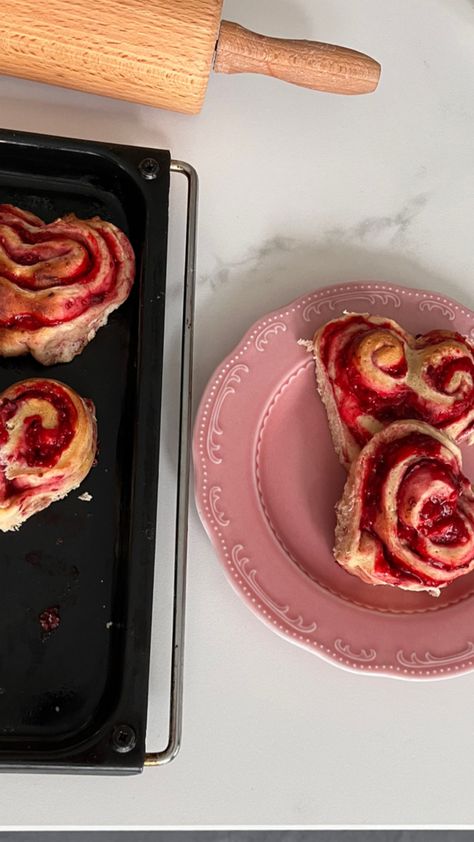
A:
0;204;135;365
313;313;474;468
0;379;97;531
334;420;474;595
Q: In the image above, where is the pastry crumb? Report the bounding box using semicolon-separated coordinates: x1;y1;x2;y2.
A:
78;491;92;502
297;338;314;352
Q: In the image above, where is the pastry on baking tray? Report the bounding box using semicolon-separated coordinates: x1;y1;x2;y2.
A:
0;378;97;531
334;419;474;596
313;313;474;468
0;203;135;365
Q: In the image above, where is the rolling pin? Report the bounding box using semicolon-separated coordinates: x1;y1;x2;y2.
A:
0;0;381;114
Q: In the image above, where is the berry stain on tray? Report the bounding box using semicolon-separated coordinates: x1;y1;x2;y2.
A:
39;606;61;634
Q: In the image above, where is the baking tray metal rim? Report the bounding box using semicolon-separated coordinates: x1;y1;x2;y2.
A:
145;158;197;768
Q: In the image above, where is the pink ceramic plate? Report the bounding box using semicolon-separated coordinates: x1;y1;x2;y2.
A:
193;282;474;680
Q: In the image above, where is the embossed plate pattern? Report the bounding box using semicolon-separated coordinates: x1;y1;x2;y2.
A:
193;282;474;680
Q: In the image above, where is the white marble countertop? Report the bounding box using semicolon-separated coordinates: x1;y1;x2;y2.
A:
0;0;473;828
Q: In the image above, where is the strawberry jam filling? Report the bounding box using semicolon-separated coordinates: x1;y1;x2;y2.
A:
425;357;474;396
361;434;442;532
0;205;131;329
359;432;474;585
0;227;91;288
0;381;77;471
320;316;474;444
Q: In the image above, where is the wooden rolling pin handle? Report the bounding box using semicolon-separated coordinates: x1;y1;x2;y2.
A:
214;21;381;95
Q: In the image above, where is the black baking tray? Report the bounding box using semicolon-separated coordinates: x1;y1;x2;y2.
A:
0;128;170;773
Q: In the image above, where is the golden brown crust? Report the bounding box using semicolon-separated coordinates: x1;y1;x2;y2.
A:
312;334;361;467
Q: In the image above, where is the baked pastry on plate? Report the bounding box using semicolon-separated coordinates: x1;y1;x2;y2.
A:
313;313;474;468
334;419;474;596
0;204;135;365
0;378;97;531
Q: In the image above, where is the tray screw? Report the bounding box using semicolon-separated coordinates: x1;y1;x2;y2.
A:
139;157;160;180
112;723;137;753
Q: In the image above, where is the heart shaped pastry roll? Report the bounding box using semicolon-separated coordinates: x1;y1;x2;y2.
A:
334;419;474;595
0;204;135;365
313;313;474;468
0;379;97;531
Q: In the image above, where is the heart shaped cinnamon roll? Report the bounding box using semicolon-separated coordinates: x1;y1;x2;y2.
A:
334;420;474;595
313;313;474;468
0;204;135;365
0;379;97;531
